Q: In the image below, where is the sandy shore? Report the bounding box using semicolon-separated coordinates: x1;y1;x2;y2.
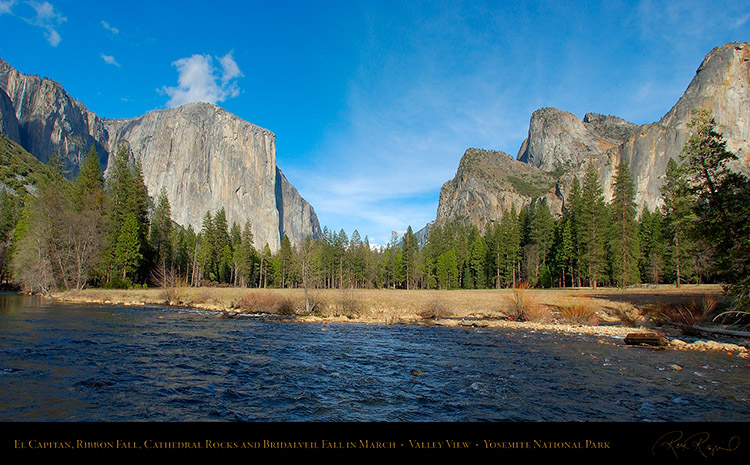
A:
50;284;749;357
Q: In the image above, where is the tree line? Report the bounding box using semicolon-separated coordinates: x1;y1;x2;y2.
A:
2;110;748;310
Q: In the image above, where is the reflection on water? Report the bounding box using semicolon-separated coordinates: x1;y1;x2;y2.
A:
0;293;747;421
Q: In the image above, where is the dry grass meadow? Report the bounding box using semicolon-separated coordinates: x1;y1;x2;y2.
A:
53;284;727;332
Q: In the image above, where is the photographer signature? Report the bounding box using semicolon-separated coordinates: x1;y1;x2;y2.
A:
652;431;740;458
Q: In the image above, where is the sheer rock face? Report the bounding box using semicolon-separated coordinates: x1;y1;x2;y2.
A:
103;103;284;251
0;59;320;252
516;108;638;172
436;42;749;231
275;167;322;245
618;42;750;210
0;88;19;141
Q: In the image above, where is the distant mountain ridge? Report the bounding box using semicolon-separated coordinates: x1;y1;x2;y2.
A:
0;59;321;252
432;42;750;233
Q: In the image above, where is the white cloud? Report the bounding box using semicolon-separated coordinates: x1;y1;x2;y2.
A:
160;51;243;108
100;53;120;67
101;20;118;35
219;50;241;84
25;1;66;47
0;0;15;15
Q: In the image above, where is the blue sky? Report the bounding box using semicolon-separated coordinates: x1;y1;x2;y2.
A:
1;1;748;245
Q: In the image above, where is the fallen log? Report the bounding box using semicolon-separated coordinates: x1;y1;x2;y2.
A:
624;332;668;347
686;325;750;339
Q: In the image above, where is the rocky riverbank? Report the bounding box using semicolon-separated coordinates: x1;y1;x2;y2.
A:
49;285;749;358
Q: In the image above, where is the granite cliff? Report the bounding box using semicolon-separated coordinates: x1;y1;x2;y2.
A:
434;42;750;233
0;59;320;252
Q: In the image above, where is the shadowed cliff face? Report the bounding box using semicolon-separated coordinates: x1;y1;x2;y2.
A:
0;89;19;142
275;167;323;244
0;60;110;173
435;42;750;232
0;59;320;252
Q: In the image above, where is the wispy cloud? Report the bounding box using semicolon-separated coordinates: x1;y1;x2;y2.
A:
100;53;120;67
160;51;243;108
284;7;533;243
636;0;750;46
0;0;15;15
25;1;66;47
730;13;750;29
101;20;118;35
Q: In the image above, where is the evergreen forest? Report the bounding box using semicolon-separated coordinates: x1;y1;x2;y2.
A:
1;110;748;311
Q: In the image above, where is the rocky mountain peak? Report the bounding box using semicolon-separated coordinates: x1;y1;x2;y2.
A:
0;59;320;252
435;42;750;233
515;107;637;173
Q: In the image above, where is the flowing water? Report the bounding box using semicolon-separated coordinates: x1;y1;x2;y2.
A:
0;292;748;422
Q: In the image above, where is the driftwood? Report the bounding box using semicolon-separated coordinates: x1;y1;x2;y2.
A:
624;332;669;347
459;320;488;328
685;325;750;339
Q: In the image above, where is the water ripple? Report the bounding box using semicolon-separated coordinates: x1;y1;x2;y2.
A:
0;296;748;421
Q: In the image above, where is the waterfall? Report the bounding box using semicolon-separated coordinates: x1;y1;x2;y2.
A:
15;77;26;120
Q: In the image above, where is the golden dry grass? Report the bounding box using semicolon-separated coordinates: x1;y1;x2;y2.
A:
52;283;725;325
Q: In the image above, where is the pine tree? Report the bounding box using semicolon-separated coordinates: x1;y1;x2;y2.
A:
104;145;149;283
639;207;666;284
149;188;173;276
608;162;640;288
230;221;242;285
402;226;418;289
210;208;232;283
115;212;143;281
261;243;272;288
279;234;294;288
239;220;256;287
526;200;554;286
469;234;489;288
0;191;18;283
436;249;458;289
198;211;215;282
567;177;583;286
661;157;696;287
73;145;106;210
579;165;608;288
499;206;521;287
680;109;750;307
550;216;573;287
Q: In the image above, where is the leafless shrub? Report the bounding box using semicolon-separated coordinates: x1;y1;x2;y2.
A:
162;287;182;305
335;288;361;319
558;302;600;326
522;303;555;323
232;292;283;313
610;302;641;326
419;300;453;320
274;297;297;315
641;296;717;328
509;282;553;322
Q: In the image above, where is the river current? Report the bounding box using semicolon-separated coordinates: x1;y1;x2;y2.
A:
0;292;748;422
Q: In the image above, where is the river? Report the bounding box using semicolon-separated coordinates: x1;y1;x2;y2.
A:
0;292;748;422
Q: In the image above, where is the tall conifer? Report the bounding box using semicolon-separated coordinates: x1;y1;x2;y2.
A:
608;162;640;287
580;165;608;288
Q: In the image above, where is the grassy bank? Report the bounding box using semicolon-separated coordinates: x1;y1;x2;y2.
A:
49;284;722;326
50;284;748;356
